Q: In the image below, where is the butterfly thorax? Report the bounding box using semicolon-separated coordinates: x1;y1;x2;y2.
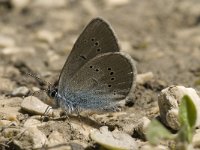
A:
47;86;76;113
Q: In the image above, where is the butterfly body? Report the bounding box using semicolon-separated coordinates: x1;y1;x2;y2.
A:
47;18;137;113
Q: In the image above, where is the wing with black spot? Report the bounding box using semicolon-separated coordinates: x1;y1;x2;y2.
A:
60;52;137;110
58;18;120;85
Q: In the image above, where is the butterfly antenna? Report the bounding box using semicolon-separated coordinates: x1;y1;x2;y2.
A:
25;72;52;87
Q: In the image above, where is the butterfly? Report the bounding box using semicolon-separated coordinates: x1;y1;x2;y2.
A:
46;18;137;113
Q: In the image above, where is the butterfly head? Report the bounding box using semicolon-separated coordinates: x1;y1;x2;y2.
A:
46;85;59;107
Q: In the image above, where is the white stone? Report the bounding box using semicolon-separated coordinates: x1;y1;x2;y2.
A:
158;85;200;130
136;72;154;84
12;86;29;96
21;96;53;116
90;126;137;150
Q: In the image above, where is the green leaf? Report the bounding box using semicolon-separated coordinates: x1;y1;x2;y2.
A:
179;95;197;129
178;95;197;143
146;119;174;145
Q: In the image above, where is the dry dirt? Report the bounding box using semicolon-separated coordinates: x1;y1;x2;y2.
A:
0;0;200;149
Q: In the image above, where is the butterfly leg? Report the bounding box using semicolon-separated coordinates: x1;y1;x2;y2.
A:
40;105;52;122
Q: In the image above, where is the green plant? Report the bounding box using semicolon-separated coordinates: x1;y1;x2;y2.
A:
146;95;197;150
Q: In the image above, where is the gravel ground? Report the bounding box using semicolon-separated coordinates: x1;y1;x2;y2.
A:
0;0;200;149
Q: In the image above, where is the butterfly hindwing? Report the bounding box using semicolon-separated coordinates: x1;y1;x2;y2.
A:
60;52;137;110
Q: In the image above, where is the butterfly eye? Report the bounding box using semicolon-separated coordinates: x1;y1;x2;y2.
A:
108;68;111;70
50;89;57;97
91;38;95;41
108;84;112;87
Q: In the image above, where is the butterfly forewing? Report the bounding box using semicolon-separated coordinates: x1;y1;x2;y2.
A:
58;18;120;88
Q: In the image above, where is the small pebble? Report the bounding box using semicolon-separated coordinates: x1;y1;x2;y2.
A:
90;126;137;150
21;96;53;116
12;86;29;97
158;85;200;130
136;72;154;85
